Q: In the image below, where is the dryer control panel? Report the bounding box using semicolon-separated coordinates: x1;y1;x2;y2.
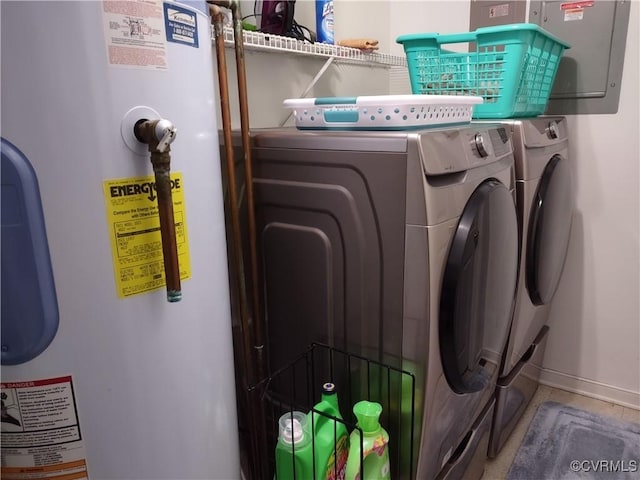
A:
419;126;513;176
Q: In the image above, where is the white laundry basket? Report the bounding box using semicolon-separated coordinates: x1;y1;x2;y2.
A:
284;94;483;130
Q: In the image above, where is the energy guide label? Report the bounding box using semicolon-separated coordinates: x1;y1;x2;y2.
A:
103;173;191;298
1;376;89;480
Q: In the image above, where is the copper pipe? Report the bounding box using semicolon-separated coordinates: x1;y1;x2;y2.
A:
153;154;181;301
228;8;269;475
209;5;266;477
135;120;181;303
231;3;266;384
210;3;253;387
210;0;265;386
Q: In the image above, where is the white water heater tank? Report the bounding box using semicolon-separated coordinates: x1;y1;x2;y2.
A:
1;1;240;478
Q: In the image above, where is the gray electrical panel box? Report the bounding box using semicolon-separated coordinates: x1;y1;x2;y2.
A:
470;1;526;30
530;0;630;114
470;0;631;115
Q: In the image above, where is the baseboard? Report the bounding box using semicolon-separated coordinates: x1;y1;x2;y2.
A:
539;367;640;410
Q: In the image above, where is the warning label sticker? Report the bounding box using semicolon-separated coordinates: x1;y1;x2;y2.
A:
561;0;593;21
488;3;510;18
103;173;191;298
563;8;584;21
103;0;168;70
1;376;89;479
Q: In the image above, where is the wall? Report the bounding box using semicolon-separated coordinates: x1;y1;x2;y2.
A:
212;51;391;128
239;0;391;50
389;0;473;53
389;0;472;93
541;1;640;409
389;0;640;408
216;0;392;128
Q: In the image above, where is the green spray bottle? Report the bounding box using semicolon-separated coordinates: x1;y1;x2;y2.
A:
275;411;313;480
309;382;350;479
344;401;391;480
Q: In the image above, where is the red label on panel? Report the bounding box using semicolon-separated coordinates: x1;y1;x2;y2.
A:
561;1;594;10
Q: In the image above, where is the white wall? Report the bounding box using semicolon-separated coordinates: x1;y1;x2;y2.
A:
388;0;473;93
216;0;391;128
213;50;391;128
389;0;472;54
541;1;640;409
334;0;392;52
388;0;640;408
239;0;391;49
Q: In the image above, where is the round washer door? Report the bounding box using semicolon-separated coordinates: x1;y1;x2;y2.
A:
440;179;518;394
526;155;573;306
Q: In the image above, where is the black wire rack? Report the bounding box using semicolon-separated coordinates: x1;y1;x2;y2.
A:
248;343;417;479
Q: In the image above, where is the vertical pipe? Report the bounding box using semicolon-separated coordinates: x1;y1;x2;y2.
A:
229;2;266;383
227;5;270;476
207;0;265;395
210;7;252;382
208;3;268;475
210;6;261;477
151;152;182;302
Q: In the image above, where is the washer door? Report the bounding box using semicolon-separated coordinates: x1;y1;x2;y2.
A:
440;179;518;394
526;155;573;306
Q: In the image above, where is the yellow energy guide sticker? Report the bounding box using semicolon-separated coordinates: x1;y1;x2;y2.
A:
103;173;190;298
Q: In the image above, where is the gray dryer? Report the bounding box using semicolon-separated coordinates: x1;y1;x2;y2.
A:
249;125;519;480
487;117;573;457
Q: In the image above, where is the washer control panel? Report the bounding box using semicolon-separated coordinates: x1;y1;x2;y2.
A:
474;133;488;157
419;126;513;176
469;127;511;160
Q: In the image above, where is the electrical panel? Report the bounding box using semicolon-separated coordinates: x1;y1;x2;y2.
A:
470;0;631;114
470;1;526;30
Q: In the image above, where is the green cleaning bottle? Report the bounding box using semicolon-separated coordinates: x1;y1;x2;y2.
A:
344;401;391;480
309;382;350;479
275;411;313;480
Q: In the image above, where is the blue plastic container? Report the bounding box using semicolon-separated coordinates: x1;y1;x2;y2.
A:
397;23;570;118
316;0;334;44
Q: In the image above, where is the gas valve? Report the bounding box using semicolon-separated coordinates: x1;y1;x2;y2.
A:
134;118;182;303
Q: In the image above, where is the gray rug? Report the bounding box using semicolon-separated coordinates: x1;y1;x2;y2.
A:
507;401;640;480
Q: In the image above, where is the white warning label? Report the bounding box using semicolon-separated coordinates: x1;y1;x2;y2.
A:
1;376;89;479
488;3;510;18
563;8;584;21
561;0;593;21
103;0;167;70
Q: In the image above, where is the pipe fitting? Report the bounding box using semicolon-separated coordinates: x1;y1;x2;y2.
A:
134;118;182;303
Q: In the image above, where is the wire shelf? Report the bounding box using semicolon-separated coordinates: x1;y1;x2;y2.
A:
213;26;407;68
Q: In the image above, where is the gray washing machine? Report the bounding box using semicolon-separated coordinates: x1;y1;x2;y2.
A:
249;125;519;480
485;117;573;457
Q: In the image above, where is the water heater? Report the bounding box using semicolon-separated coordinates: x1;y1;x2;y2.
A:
1;1;240;478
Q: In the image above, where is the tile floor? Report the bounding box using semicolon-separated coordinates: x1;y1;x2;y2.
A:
482;385;640;479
